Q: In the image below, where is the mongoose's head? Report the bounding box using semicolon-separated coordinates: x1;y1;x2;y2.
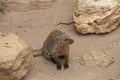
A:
56;33;74;47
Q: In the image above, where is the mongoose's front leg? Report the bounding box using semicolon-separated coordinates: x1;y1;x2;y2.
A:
64;47;69;69
53;56;61;70
64;54;69;69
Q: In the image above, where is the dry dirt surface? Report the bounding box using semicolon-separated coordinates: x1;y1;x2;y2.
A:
0;0;120;80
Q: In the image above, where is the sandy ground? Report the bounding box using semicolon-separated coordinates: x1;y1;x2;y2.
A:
0;0;120;80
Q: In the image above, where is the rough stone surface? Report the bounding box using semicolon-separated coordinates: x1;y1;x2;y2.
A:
74;0;120;34
80;50;114;67
1;0;56;11
0;33;33;80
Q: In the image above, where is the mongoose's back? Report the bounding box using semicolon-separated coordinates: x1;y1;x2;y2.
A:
42;30;62;58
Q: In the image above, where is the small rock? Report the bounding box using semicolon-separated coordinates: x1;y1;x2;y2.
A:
90;50;114;67
80;50;114;67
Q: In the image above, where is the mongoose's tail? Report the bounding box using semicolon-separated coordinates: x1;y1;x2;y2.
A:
33;49;42;57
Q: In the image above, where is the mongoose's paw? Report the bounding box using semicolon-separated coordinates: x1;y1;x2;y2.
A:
64;64;69;69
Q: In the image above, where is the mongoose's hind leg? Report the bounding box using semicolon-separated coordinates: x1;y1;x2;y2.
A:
51;58;56;64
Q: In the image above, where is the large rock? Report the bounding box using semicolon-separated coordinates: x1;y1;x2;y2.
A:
74;0;120;34
0;33;33;80
1;0;56;11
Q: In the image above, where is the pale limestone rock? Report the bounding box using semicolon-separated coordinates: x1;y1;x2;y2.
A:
2;0;56;11
74;0;120;34
0;32;33;80
7;0;55;3
80;50;114;67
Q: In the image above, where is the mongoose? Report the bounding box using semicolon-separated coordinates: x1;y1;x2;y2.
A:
41;30;74;70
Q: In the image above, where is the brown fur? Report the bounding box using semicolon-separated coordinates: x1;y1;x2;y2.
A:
41;30;74;70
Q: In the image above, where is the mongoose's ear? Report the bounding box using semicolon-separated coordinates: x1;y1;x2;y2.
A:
64;39;74;44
